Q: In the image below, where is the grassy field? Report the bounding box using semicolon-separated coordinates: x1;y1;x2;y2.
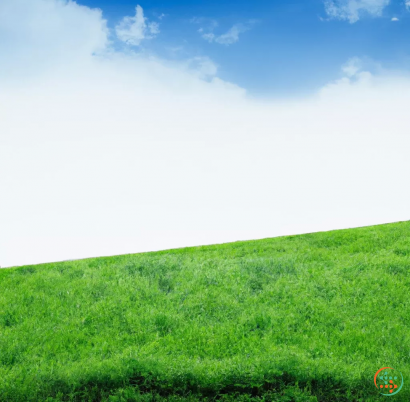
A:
1;221;410;401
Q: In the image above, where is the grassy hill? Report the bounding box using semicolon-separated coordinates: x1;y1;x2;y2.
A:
1;221;410;401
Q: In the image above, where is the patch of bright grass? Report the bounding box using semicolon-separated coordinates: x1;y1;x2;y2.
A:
1;221;410;401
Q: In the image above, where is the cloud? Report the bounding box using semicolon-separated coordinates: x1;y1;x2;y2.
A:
406;0;410;10
391;17;399;20
185;56;219;79
0;0;109;79
1;0;410;268
341;57;363;76
203;23;251;45
192;18;254;45
115;4;159;46
324;0;390;23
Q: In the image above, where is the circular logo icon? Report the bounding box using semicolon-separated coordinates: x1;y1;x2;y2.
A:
374;367;404;396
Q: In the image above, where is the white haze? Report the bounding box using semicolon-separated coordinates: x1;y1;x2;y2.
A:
0;0;409;268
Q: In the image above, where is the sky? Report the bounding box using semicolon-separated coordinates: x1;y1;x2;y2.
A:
1;0;410;268
78;0;410;97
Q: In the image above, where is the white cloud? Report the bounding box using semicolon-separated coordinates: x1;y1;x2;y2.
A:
324;0;390;23
0;0;109;79
391;17;399;20
342;57;363;76
201;33;215;42
185;56;219;79
115;4;159;46
193;18;253;45
1;0;410;268
204;23;250;45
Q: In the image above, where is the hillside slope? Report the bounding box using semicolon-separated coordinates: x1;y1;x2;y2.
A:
1;221;410;401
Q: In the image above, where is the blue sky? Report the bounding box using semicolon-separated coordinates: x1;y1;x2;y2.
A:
1;0;410;268
79;0;410;97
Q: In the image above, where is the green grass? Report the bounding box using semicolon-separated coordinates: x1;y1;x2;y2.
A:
1;221;410;401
